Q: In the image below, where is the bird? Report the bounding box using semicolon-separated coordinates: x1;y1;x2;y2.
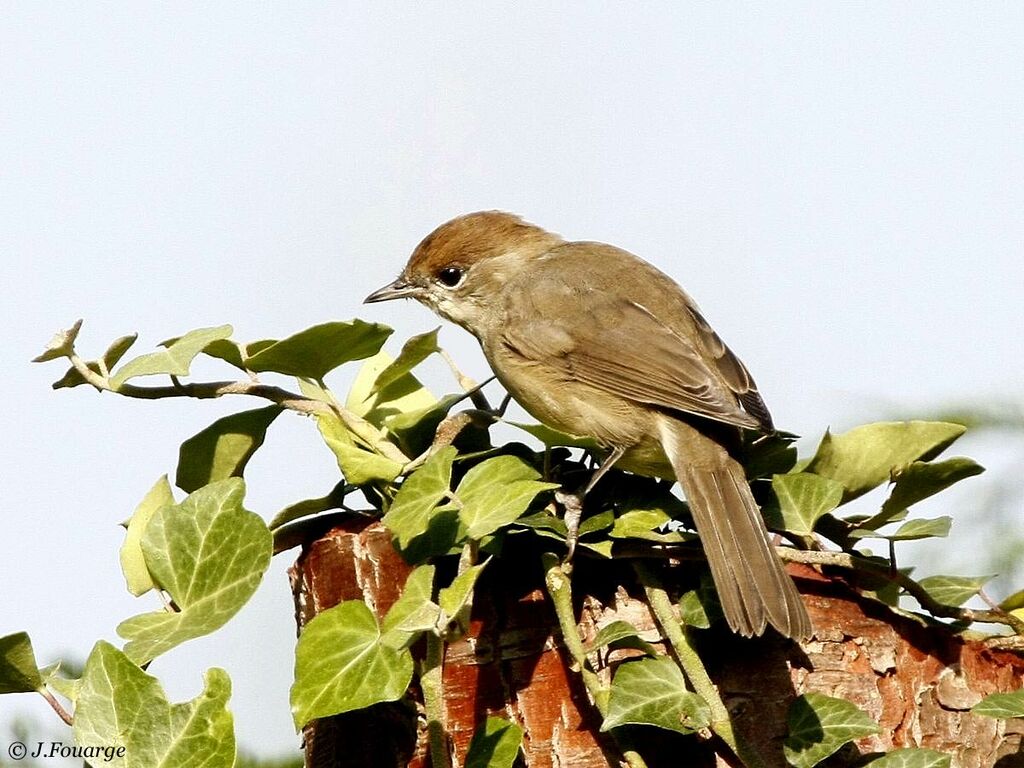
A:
365;211;811;640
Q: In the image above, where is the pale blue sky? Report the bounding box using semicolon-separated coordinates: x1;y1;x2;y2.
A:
3;3;1023;759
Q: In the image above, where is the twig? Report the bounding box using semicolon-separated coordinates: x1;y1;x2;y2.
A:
422;633;450;768
779;549;1024;634
40;688;73;726
65;354;409;464
634;562;766;768
542;554;648;768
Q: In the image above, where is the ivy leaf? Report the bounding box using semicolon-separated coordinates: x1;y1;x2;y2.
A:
269;482;349;530
916;575;993;607
804;422;966;502
119;476;176;597
465;716;523;768
863;748;952;768
610;509;677;541
873;458;984;526
291;600;413;728
584;620;658;656
0;632;43;694
117;479;272;664
73;641;234;768
456;455;558;540
678;589;713;629
53;333;138;389
32;319;83;363
578;509;615;537
383;447;457;551
176;405;283;493
244;320;392;379
507;422;600;449
1000;589;1024;618
851;517;952;542
370;328;440;395
438;562;489;627
602;656;711;734
382;393;465;459
199;338;276;370
381;565;440;648
971;690;1024;719
316;413;404;486
771;473;844;536
345;348;436;421
109;325;233;389
784;692;881;768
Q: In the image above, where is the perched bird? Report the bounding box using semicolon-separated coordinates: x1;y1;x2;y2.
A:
365;211;811;640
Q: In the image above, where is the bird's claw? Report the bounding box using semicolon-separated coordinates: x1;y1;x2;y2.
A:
556;489;585;571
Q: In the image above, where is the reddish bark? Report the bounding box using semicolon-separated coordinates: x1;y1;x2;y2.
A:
290;520;1024;767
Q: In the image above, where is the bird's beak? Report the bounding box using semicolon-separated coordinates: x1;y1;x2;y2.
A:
364;278;421;304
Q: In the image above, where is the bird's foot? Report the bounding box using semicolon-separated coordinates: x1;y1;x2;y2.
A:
555;489;585;572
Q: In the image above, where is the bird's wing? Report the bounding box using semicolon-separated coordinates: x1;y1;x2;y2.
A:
502;280;763;430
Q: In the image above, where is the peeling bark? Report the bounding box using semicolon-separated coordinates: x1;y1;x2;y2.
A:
291;521;1024;767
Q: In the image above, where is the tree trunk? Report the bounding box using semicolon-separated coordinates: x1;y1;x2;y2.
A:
290;519;1024;767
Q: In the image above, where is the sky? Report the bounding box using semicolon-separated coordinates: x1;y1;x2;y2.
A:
2;3;1023;760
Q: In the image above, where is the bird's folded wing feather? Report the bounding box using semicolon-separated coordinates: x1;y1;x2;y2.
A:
503;290;761;430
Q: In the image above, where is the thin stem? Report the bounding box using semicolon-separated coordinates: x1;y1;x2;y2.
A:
40;688;73;726
634;562;765;768
422;633;450;768
65;353;410;465
542;554;648;768
779;549;1024;634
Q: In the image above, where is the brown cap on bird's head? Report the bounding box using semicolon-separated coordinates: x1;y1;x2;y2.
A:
364;211;562;304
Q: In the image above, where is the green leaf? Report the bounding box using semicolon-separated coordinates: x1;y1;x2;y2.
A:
269;482;349;530
1001;590;1024;610
0;632;43;694
602;656;711;734
176;405;283;493
109;325;233;388
609;508;688;543
863;748;952;768
507;421;600;449
578;508;615;536
32;319;83;362
584;620;658;656
346;348;436;419
804;422;967;502
438;562;488;624
465;716;524;768
678;589;713;629
382;393;465;458
916;575;993;607
316;413;404;486
456;455;558;540
74;641;234;768
291;600;414;728
199;337;276;370
853;517;952;542
53;333;138;389
371;328;440;394
117;479;272;664
244;320;392;379
971;690;1024;719
383;447;457;550
771;473;844;536
119;476;176;597
381;565;440;648
784;692;881;768
880;458;983;521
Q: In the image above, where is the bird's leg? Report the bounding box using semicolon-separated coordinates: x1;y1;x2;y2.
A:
560;446;625;567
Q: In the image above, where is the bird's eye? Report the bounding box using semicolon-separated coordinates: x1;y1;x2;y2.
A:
437;266;464;288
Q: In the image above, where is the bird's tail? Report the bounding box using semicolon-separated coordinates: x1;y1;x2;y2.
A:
658;416;812;640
